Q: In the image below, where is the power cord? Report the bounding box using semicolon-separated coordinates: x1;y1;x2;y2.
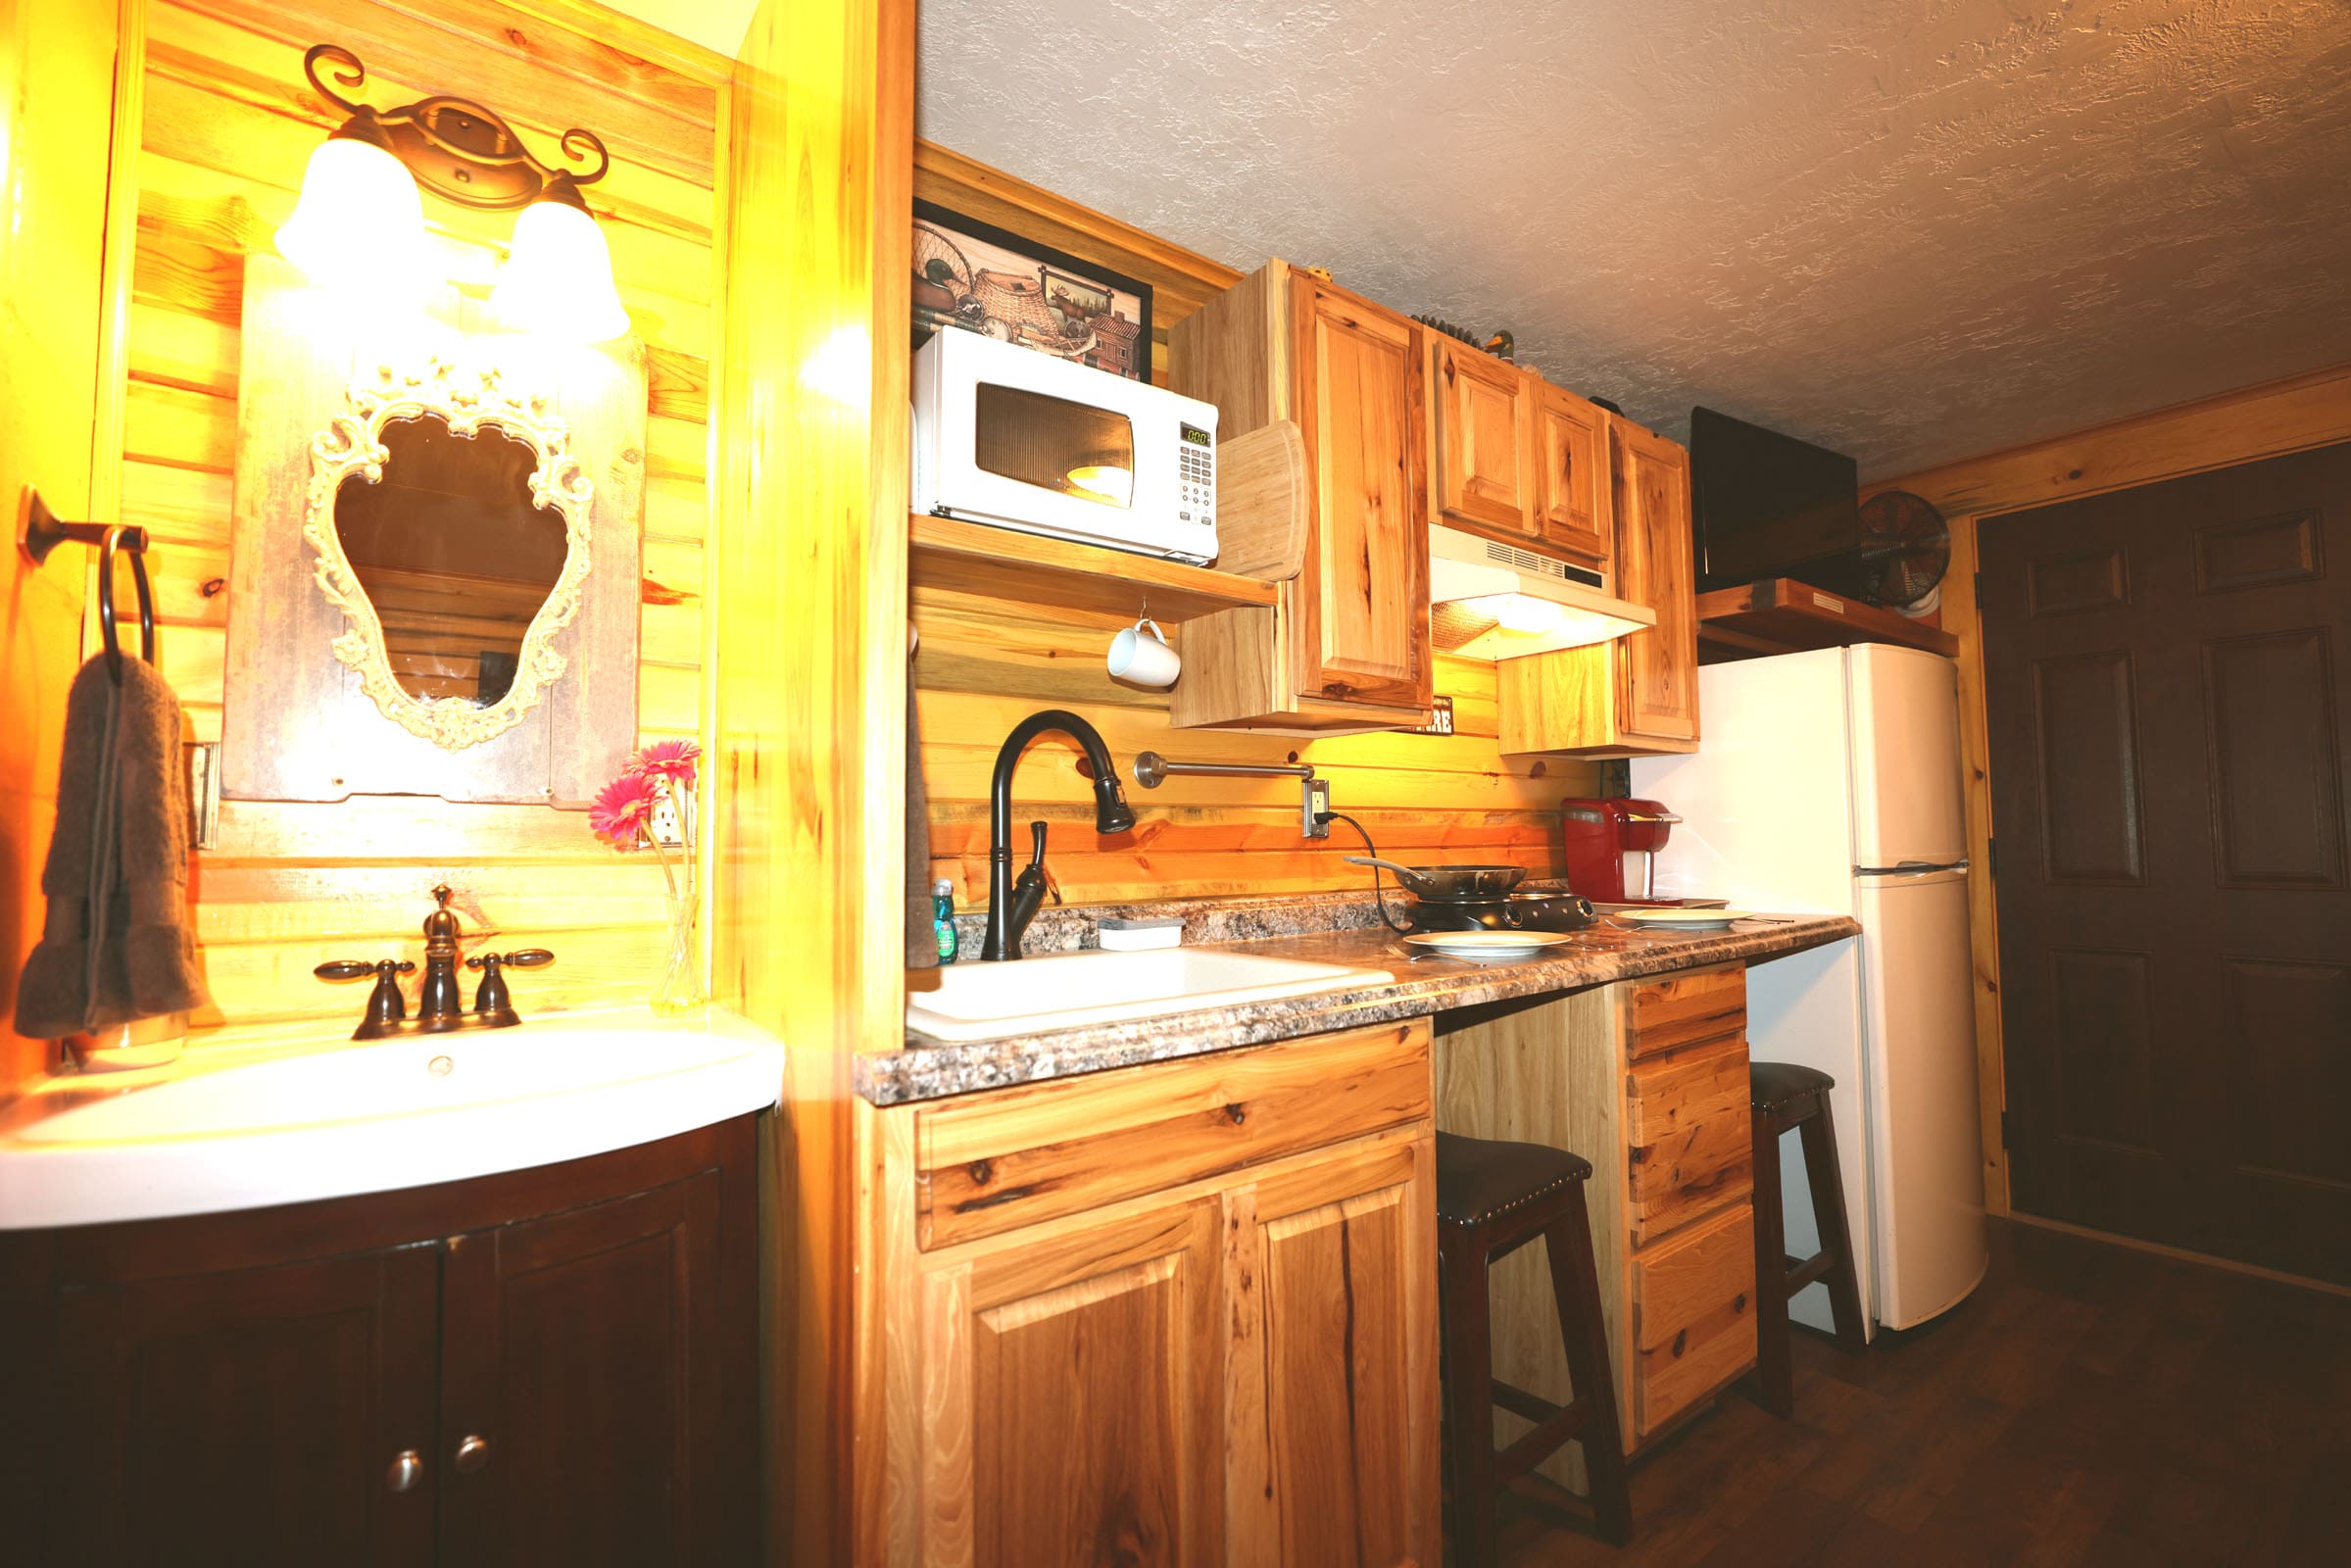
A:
1318;810;1412;933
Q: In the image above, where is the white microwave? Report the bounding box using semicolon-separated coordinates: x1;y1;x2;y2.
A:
911;327;1219;564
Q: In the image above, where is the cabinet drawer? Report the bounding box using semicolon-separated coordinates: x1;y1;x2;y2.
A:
1630;1201;1756;1439
912;1019;1433;1249
1625;962;1745;1059
1625;1036;1754;1245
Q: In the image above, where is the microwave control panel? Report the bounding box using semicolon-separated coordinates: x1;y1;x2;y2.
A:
1179;421;1214;534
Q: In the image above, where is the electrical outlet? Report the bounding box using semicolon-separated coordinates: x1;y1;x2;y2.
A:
1301;777;1331;839
649;793;692;852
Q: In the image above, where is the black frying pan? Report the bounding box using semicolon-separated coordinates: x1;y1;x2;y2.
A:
1343;858;1527;902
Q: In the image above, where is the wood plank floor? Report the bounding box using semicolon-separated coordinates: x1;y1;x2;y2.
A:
1495;1218;2351;1566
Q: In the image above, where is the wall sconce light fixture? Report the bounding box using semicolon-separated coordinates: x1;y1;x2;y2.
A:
276;44;629;342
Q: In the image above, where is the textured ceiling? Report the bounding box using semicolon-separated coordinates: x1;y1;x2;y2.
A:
915;0;2351;479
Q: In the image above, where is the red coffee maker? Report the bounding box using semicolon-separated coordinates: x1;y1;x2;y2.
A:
1559;798;1684;905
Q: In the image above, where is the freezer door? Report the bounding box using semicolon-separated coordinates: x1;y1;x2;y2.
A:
1847;645;1968;869
1856;865;1989;1327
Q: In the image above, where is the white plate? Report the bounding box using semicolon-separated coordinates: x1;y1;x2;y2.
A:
1613;908;1756;930
1401;931;1577;963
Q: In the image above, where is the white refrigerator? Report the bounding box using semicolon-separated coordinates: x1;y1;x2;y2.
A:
1632;644;1989;1336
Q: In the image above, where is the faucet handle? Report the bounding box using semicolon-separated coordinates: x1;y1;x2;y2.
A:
316;958;416;980
1026;820;1049;870
468;949;554;969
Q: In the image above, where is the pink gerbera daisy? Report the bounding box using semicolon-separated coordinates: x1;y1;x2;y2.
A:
589;769;661;849
630;739;702;792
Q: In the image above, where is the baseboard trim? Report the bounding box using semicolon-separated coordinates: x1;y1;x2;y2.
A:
2002;1211;2351;1299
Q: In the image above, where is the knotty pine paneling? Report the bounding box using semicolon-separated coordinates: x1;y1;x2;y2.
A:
913;586;1601;906
113;0;719;1049
906;152;1600;906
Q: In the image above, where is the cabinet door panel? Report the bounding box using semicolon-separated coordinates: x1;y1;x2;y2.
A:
51;1243;440;1568
929;1196;1226;1568
1532;382;1612;565
1431;337;1533;537
1611;420;1699;741
439;1170;739;1568
1292;276;1431;710
1231;1138;1440;1568
1625;1037;1755;1245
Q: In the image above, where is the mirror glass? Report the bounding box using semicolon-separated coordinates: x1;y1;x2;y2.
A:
333;415;569;707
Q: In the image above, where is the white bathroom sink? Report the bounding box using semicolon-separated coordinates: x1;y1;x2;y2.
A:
0;1007;783;1230
905;946;1394;1043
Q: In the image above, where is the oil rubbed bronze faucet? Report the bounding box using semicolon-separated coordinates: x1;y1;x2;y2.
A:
982;710;1136;960
315;884;553;1039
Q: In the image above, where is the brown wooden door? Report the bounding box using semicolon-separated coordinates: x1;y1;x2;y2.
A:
917;1193;1227;1568
1227;1136;1441;1568
1980;442;2351;1283
1289;275;1432;710
1530;381;1613;567
1429;336;1534;539
438;1168;751;1567
49;1242;442;1567
1610;420;1699;743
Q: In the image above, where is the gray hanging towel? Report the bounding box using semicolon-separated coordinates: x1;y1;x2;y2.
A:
14;654;209;1039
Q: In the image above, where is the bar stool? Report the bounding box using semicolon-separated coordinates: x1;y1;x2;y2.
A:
1434;1131;1632;1563
1747;1062;1869;1418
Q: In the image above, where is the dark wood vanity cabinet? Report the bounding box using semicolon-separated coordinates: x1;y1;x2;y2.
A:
0;1117;759;1568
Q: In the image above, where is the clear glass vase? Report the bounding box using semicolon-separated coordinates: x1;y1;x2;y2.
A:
651;887;707;1014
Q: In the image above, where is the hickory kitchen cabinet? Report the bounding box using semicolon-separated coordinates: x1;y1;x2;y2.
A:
1;1119;759;1568
1497;416;1702;756
1435;963;1757;1475
1170;260;1435;733
877;1019;1442;1566
1428;331;1614;572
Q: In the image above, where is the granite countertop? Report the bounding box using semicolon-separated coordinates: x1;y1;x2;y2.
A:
864;895;1858;1105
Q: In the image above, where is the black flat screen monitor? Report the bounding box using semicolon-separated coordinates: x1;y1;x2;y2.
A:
1689;407;1862;593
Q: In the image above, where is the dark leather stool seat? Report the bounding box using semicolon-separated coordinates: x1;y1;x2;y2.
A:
1746;1061;1867;1419
1748;1059;1836;1113
1435;1136;1593;1226
1434;1131;1631;1562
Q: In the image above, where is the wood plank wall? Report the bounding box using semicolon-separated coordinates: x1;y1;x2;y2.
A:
110;0;723;1050
910;150;1604;906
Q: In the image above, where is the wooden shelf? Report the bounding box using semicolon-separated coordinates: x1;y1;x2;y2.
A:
1696;577;1959;661
908;514;1279;621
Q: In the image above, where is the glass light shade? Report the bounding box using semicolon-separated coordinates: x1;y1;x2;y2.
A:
275;134;430;296
492;196;629;342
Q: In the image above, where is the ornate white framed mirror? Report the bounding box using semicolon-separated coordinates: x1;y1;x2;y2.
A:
308;361;593;751
223;253;645;806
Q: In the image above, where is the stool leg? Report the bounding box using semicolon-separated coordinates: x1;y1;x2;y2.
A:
1440;1234;1499;1568
1748;1105;1795;1418
1544;1182;1632;1546
1798;1092;1869;1353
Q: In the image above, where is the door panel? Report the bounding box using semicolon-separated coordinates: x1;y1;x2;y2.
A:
1530;381;1612;565
1980;441;2351;1282
439;1171;736;1568
1847;645;1969;868
51;1243;441;1568
933;1196;1226;1568
1430;337;1531;537
1290;276;1430;710
1610;419;1698;742
1240;1139;1439;1568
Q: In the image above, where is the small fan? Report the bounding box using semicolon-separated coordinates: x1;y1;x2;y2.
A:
1857;489;1950;610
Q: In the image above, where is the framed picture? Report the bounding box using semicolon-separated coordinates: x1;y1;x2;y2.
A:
912;199;1153;382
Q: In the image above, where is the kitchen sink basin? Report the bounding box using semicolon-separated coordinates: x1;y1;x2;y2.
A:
905;946;1393;1043
0;1007;783;1230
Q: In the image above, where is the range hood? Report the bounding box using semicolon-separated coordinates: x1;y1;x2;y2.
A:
1428;524;1654;661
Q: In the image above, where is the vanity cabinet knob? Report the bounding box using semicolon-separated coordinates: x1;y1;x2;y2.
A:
454;1434;491;1474
386;1448;424;1493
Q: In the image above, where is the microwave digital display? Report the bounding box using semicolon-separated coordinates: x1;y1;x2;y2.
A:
1181;423;1211;448
975;381;1135;510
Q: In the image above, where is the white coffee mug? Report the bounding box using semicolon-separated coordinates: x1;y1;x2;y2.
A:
1107;617;1180;688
